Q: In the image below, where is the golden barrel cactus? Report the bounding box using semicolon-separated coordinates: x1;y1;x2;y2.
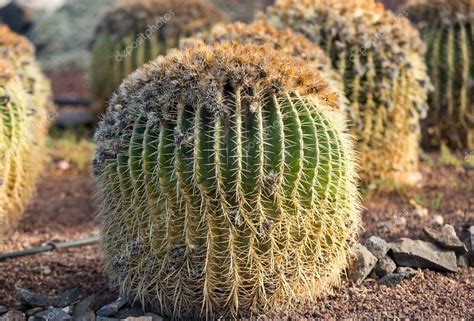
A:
266;0;432;189
94;43;361;319
89;0;226;114
0;26;52;236
404;0;474;150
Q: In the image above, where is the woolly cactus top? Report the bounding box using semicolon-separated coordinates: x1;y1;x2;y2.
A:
95;42;339;149
268;0;426;65
0;25;35;61
404;0;474;25
204;21;333;72
0;57;16;80
94;0;226;40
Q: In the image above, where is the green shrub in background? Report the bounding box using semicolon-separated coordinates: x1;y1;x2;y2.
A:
31;0;119;71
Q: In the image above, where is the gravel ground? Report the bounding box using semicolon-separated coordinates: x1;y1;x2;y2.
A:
0;152;472;319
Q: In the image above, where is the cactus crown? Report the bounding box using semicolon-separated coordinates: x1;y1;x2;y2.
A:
183;20;347;108
405;0;474;24
95;43;360;319
95;0;227;40
266;0;432;188
0;25;35;62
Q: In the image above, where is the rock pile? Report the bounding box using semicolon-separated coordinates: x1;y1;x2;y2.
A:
350;224;473;287
0;289;164;321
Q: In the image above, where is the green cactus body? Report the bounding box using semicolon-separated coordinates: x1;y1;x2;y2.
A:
0;26;51;237
404;0;474;150
266;0;432;189
94;43;361;319
89;0;226;115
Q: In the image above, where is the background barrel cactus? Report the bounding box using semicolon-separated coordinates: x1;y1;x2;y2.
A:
184;20;347;110
404;0;474;151
94;43;361;319
89;0;226;114
0;26;51;237
266;0;432;189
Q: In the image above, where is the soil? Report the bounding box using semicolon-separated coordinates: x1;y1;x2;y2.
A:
0;154;472;319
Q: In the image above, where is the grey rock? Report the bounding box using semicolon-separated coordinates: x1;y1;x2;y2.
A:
96;318;118;321
423;225;467;255
53;289;82;308
70;311;94;321
349;244;378;284
36;308;71;321
390;238;458;273
395;266;417;277
144;314;163;321
0;307;7;316
377;271;415;287
122;317;153;321
365;236;390;259
96;298;127;318
0;310;26;321
28;317;42;321
25;308;43;317
374;256;397;277
115;306;143;320
15;288;49;308
469;226;474;266
457;255;469;268
72;296;95;318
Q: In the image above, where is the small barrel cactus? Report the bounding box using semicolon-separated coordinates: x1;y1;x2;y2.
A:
94;43;361;319
404;0;474;150
89;0;226;114
0;26;52;236
266;0;432;189
184;20;347;109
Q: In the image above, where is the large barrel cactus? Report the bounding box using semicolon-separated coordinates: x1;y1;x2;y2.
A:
185;20;346;109
0;26;51;236
94;43;361;319
404;0;474;150
89;0;226;114
266;0;432;189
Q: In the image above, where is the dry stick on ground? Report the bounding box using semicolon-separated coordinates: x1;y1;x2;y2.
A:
0;236;100;261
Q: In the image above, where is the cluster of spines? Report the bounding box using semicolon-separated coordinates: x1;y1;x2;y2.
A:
94;43;360;319
184;20;347;111
404;0;474;150
266;0;432;189
89;0;226;114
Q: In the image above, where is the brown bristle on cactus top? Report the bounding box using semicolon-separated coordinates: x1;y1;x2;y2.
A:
89;0;226;115
404;0;474;150
184;20;347;110
94;43;361;319
0;26;52;238
266;0;432;190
